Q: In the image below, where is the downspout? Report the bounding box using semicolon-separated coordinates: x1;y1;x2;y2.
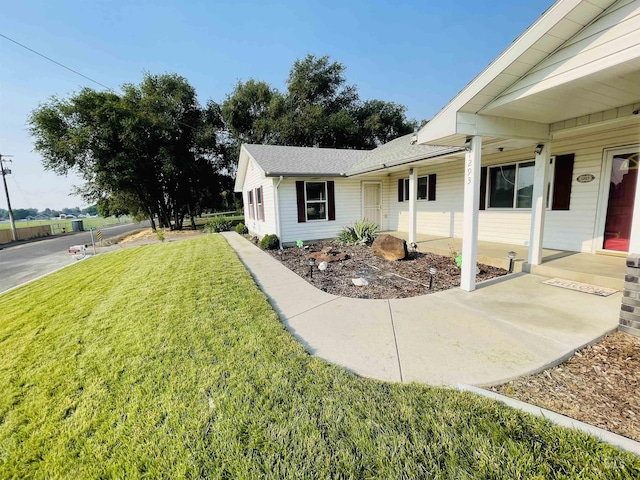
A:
274;175;284;249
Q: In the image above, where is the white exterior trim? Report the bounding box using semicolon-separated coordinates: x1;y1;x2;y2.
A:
408;168;417;244
461;136;482;292
529;143;551;265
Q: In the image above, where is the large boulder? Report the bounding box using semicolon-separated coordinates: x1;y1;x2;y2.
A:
372;235;407;261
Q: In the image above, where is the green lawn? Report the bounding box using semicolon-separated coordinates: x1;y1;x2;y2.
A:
0;236;637;478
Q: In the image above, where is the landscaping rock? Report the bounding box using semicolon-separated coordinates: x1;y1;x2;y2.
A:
352;277;369;286
372;234;407;261
318;261;328;271
308;251;348;263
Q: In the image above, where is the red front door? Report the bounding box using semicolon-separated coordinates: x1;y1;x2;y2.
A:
603;151;638;252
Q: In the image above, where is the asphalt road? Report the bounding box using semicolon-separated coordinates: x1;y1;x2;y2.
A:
0;221;149;294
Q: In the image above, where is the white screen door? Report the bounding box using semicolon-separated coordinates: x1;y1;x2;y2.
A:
362;182;382;227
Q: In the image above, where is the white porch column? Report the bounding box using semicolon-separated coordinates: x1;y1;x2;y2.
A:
629;164;640;253
408;168;417;244
528;143;551;265
461;136;482;292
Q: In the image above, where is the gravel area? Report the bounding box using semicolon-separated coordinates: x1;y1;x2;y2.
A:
265;240;507;299
493;332;640;442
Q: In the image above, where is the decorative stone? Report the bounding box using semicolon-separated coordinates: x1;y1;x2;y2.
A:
371;234;407;261
351;277;369;286
308;251;348;263
318;261;328;271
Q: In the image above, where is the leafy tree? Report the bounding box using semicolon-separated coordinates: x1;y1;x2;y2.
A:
221;54;416;152
13;208;38;220
81;205;99;216
29;73;228;230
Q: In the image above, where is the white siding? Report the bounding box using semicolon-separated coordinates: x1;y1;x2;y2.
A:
384;123;640;252
242;158;277;238
491;0;640;109
278;177;387;244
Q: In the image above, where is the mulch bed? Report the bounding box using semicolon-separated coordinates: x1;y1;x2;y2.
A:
265;240;507;299
493;332;640;442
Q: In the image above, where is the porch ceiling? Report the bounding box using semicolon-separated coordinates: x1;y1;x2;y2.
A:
481;57;640;123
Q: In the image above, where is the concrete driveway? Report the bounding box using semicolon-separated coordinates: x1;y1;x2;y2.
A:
222;232;620;386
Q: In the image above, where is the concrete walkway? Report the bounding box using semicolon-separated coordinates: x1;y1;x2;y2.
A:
222;232;621;386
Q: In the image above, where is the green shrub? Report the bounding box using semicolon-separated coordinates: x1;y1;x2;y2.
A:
337;219;379;246
259;234;279;250
235;222;248;235
205;216;233;233
155;229;165;242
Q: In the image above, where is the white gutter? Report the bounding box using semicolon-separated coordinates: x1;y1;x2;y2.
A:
274;175;284;249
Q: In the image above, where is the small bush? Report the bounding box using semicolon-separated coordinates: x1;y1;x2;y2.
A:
337;219;378;246
259;234;279;250
205;216;233;233
155;229;165;242
235;223;248;235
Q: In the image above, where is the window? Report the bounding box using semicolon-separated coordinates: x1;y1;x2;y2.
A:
255;187;264;221
488;160;553;209
417;176;428;200
398;175;435;202
305;182;327;221
247;190;254;219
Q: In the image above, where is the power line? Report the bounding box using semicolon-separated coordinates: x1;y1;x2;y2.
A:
0;32;117;93
0;33;204;133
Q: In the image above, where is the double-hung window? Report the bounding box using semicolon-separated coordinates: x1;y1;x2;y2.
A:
488;160;554;209
255;187;264;221
305;182;327;221
247;190;254;219
398;175;435;202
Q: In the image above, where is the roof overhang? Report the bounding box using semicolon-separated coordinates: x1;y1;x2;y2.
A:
417;0;626;146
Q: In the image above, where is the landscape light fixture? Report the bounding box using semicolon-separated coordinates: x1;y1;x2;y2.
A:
534;144;544;155
507;251;517;273
308;258;315;278
429;266;438;290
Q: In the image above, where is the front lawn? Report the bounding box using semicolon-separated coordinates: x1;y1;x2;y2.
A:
0;236;637;478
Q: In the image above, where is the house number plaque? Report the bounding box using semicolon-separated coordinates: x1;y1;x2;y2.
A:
576;174;595;183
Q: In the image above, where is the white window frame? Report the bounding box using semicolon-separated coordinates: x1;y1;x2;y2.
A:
305;181;328;222
486;158;555;210
401;175;431;201
247;190;254;219
255;187;264;221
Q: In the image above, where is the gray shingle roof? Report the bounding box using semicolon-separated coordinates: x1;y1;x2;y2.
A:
243;144;369;176
347;133;463;175
243;135;464;177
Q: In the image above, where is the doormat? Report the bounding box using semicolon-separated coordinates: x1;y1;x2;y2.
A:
542;278;617;297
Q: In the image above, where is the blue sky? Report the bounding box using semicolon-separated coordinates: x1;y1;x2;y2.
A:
0;0;551;210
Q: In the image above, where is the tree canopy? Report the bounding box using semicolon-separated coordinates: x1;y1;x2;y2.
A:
29;73;230;230
222;54;417;150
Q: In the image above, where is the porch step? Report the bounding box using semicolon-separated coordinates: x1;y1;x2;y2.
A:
524;263;624;291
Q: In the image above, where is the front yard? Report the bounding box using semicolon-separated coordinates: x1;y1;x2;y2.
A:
0;235;637;478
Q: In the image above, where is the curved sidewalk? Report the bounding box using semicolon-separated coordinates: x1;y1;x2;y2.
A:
222;232;620;386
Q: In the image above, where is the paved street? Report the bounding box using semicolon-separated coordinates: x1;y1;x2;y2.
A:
0;221;149;294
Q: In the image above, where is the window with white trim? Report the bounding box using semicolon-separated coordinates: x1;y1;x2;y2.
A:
256;187;264;221
400;175;431;201
247;190;254;219
488;159;554;209
305;181;327;221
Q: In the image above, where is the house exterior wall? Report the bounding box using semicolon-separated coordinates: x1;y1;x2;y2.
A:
384;123;640;252
278;176;388;244
242;158;277;238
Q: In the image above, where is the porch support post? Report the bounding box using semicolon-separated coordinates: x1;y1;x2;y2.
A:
461;136;482;292
408;167;417;244
528;143;551;265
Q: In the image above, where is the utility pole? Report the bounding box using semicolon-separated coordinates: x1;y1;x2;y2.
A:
0;154;17;242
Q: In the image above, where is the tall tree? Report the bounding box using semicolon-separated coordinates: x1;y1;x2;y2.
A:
221;54;416;153
29;73;228;230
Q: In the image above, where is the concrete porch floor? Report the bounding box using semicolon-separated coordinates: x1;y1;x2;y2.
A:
383;231;627;290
